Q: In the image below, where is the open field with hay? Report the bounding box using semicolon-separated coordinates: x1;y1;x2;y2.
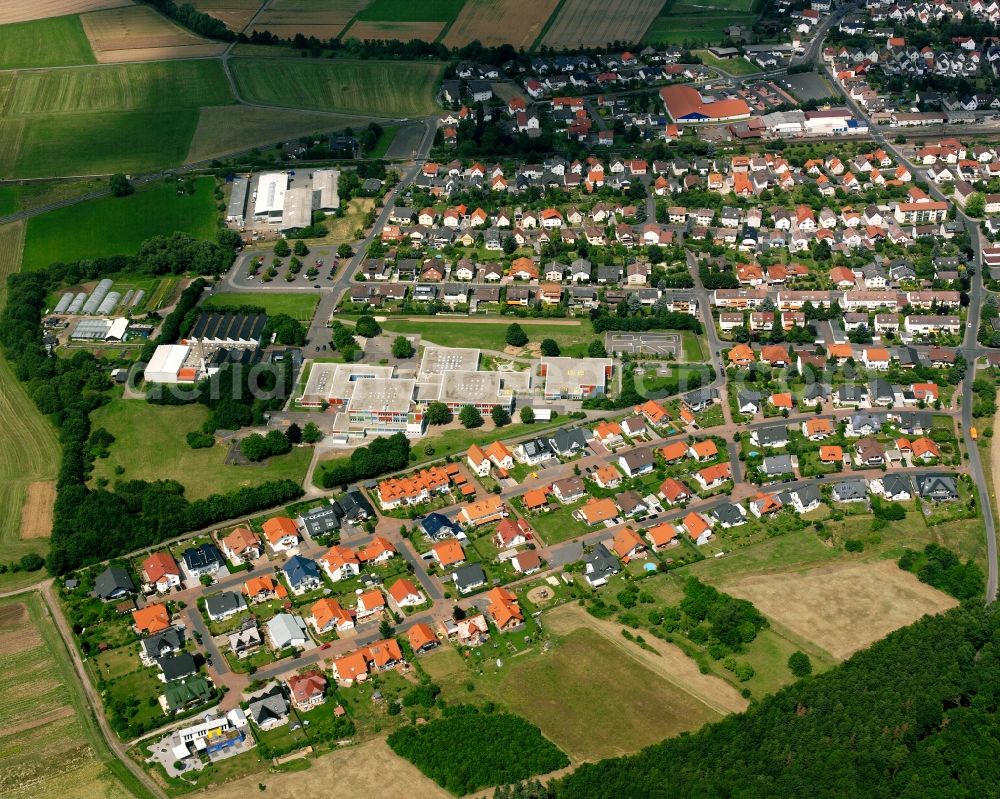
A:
722;560;959;660
230;58;442;116
0;15;95;69
345;20;446;41
253;0;369;38
0;0;130;25
541;0;661;49
0;60;233;178
0;595;138;799
81;5;227;62
442;0;560;48
190;0;265;30
186;104;382;163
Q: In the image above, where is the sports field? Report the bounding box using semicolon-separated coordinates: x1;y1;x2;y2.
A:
230;58;442;116
0;0;131;25
202;291;319;321
22;176;218;270
0;223;60;593
442;0;560;48
81;5;227;62
88;400;312;501
0;15;95;69
380;317;599;357
0;594;139;799
722;560;959;660
541;0;661;49
0;60;234;178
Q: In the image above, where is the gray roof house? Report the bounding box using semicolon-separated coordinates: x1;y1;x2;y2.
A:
158;652;197;682
94;567;135;601
752;424;789;448
548;427;590;457
141;628;184;666
683;387;719;411
789;485;821;513
182;543;224;578
761;454;794;477
916;473;959;501
619;448;655;477
879;473;912;501
282;555;322;595
710;502;747;527
204;591;247;623
583;543;620;587
266;613;310;650
738;390;763;414
299;505;341;538
247;683;290;730
832;478;868;503
453;563;488;594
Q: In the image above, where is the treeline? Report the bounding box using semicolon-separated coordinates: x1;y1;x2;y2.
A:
388;705;569;796
590;309;703;335
898;544;985;602
139;0;235;41
547;604;1000;799
138;277;207;364
317;432;411;488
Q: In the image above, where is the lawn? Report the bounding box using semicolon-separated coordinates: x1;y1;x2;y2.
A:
202;291;319;322
0;594;145;799
681;330;706;361
695;49;760;76
229;58;443;117
355;0;466;21
88;400;312;501
643;8;757;45
0;60;234;179
524;502;592;544
380;317;599;357
0;15;95;69
22;177;219;270
0;186;17;215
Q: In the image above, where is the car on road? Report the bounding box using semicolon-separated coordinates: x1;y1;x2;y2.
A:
313;284;320;288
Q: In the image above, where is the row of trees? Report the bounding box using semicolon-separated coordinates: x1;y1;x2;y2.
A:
139;0;235;41
318;432;411;488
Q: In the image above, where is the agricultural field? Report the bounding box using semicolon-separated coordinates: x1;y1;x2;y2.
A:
22;176;219;270
0;60;234;178
541;0;662;49
721;560;959;660
0;223;60;593
189;0;265;31
0;0;130;25
442;0;560;48
0;595;137;799
644;0;757;45
88;400;312;500
0;15;95;69
202;291;319;321
253;0;369;39
380;317;599;357
81;5;228;63
186;105;384;163
229;58;442;117
344;20;446;41
354;0;464;22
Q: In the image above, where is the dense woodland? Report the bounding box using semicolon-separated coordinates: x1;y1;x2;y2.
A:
899;544;985;602
536;605;1000;799
388;705;569;795
0;236;305;573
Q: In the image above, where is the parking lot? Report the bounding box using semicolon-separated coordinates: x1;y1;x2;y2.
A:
607;332;682;357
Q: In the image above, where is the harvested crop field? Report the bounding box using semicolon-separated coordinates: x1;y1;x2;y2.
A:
230;58;442;116
187;104;382;162
253;0;369;37
442;0;559;48
345;20;446;41
0;595;134;799
722;560;960;660
190;0;265;30
81;5;227;62
541;0;662;49
208;737;449;799
0;0;131;25
19;481;55;539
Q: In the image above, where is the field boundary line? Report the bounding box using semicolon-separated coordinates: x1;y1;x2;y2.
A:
530;0;567;51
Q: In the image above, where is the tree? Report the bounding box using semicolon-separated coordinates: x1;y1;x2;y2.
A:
519;406;535;424
293;239;309;256
109;172;133;197
392;335;414;359
588;339;608;357
286;423;302;444
240;433;269;462
965;192;986;218
460;405;484;428
505;323;528;347
264;429;291;456
491;405;511;427
273;239;291;258
379;618;394;639
426;401;453;425
337;243;353;259
355;315;381;338
788;651;812;677
302;422;323;443
19;552;44;572
539;338;560;357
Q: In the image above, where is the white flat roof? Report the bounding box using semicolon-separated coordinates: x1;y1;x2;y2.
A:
541;356;612;394
254;172;287;217
107;317;129;340
281;186;314;231
302;363;396;403
312;169;340;210
418;345;481;377
347;377;415;414
146;344;191;382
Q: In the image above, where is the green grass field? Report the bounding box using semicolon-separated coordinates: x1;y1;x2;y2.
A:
89;400;311;501
380;317;599;357
0;185;18;215
202;291;319;321
0;61;234;179
22;177;219;270
355;0;466;21
0;593;147;799
643;4;757;45
695;49;760;76
0;221;60;594
0;15;95;69
229;58;443;117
